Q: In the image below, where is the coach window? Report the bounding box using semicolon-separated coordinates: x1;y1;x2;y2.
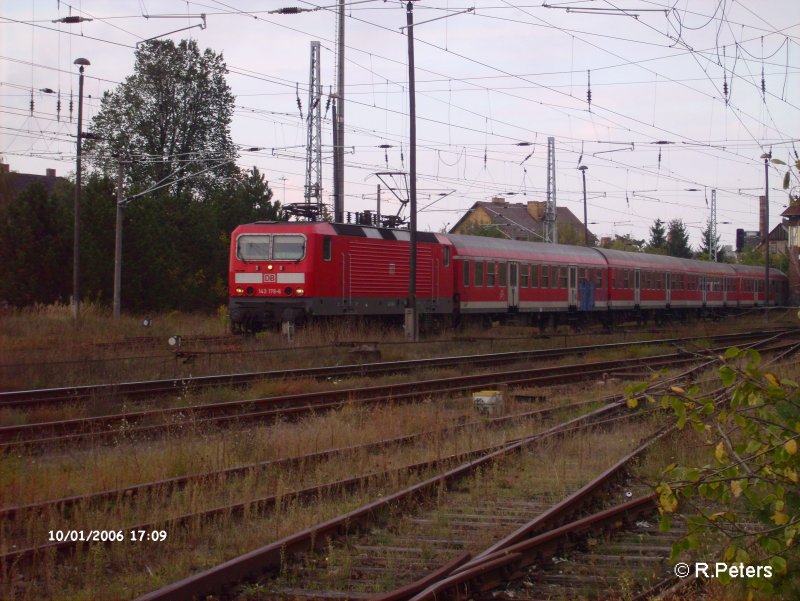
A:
498;262;507;287
487;262;496;287
531;265;539;287
322;236;332;261
475;261;484;287
463;261;470;287
273;235;306;260
541;265;549;288
237;234;271;261
558;267;567;288
520;264;529;287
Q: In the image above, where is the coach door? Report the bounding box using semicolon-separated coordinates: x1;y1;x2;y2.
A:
665;273;672;307
568;265;578;309
634;269;641;308
508;262;519;309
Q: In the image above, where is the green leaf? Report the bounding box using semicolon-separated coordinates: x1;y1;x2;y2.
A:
720;365;736;387
770;556;787;575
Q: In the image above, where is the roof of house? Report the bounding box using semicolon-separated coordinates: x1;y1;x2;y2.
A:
449;199;592;242
0;165;67;202
781;202;800;218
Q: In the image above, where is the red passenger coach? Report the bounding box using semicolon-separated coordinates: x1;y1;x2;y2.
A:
228;222;454;331
449;236;608;320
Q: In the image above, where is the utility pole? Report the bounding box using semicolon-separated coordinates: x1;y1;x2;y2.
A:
545;136;557;243
113;160;124;319
405;0;418;342
334;0;345;223
761;152;771;306
72;57;90;320
376;184;381;225
578;165;588;246
711;188;717;262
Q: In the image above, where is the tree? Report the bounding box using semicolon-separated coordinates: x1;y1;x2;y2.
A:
212;166;284;236
645;218;667;255
0;181;72;306
666;218;693;258
460;221;509;239
601;233;644;252
87;39;237;198
557;222;597;246
639;348;800;597
697;218;726;262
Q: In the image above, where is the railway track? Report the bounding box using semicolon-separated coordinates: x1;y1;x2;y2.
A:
1;399;632;570
0;345;736;451
5;328;799;452
131;407;668;601
1;329;790;409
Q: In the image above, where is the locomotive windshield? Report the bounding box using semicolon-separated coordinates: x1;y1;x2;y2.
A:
237;235;271;261
273;235;306;260
236;234;306;261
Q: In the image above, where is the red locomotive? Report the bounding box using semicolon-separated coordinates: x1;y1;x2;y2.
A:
228;222;788;332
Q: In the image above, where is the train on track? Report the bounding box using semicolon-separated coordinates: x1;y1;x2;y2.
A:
228;221;788;332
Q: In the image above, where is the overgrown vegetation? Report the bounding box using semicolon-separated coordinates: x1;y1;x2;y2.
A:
645;348;799;598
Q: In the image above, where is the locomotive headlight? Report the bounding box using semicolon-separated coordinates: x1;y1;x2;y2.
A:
235;287;244;295
296;288;305;296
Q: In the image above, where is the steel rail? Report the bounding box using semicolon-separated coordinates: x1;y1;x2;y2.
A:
5;330;796;452
5;329;794;451
131;403;629;601
3;402;632;571
0;350;708;451
395;339;800;600
1;398;599;521
1;329;789;408
365;426;674;600
405;494;660;600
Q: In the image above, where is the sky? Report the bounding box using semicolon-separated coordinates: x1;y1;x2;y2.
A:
1;0;799;250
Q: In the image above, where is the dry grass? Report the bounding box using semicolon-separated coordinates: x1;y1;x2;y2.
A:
4;302;794;391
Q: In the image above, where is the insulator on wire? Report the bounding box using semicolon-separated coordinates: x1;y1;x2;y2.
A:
296;83;303;120
722;46;729;105
324;88;332;119
587;70;592;112
57;90;61;122
658;147;662;169
400;143;405;168
30;90;34;115
69;91;74;122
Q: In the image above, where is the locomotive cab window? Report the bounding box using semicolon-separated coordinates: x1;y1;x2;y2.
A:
236;234;271;261
444;246;451;267
463;261;470;287
273;235;306;260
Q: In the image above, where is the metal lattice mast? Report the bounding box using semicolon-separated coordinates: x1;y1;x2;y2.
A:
711;188;717;262
304;41;323;212
545;136;558;243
